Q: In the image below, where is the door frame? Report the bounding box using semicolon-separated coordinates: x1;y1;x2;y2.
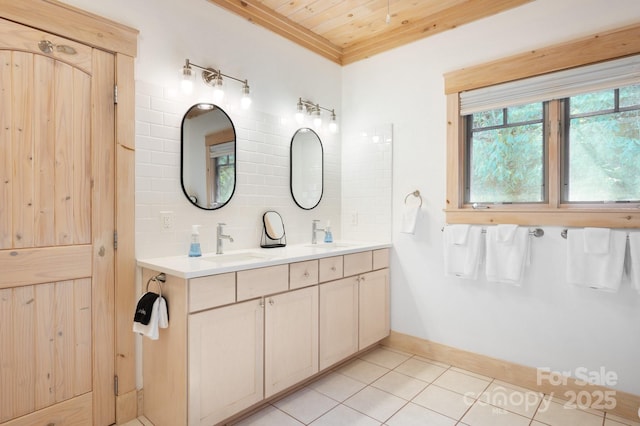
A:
0;1;138;424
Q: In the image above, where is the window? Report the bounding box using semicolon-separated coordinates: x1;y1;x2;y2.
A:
466;102;545;204
444;23;640;227
465;84;640;206
563;85;640;203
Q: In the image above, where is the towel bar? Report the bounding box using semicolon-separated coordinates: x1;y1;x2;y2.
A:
441;226;544;237
404;190;423;207
561;229;631;240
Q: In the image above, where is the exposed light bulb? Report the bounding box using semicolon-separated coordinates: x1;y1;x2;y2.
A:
212;75;224;103
313;105;322;127
295;99;305;123
180;60;195;95
241;82;251;109
329;110;338;133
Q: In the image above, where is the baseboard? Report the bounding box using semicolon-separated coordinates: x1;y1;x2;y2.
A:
382;330;640;422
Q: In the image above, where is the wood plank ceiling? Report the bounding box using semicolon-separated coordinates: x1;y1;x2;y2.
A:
207;0;534;65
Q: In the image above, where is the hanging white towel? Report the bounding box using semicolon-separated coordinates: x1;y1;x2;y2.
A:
628;233;640;294
485;225;530;285
444;225;483;280
401;204;420;234
133;293;169;340
566;229;626;292
583;227;611;254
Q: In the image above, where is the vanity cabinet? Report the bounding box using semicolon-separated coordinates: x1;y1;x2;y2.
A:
319;276;359;370
265;286;319;397
141;246;390;426
358;269;390;349
188;299;264;426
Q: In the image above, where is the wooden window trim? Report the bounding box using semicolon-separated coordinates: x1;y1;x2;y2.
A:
444;23;640;228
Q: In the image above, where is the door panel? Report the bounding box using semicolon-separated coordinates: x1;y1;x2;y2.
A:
0;280;92;421
0;18;115;426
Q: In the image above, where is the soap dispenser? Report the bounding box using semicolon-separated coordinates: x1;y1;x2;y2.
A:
324;220;333;243
189;225;202;257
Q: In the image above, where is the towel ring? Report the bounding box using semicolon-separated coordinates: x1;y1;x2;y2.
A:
404;190;423;207
146;273;166;297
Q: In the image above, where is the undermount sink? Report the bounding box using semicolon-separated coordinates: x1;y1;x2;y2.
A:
305;242;358;249
200;251;273;264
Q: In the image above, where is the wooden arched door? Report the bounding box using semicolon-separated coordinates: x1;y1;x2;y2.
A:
0;17;116;425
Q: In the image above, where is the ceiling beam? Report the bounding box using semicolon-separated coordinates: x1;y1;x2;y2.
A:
341;0;534;65
207;0;343;64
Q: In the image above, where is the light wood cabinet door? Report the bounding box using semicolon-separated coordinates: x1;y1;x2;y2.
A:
265;286;319;398
358;269;390;350
319;277;358;370
188;299;264;426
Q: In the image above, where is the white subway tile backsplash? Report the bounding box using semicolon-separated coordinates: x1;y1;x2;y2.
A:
135;81;343;258
136;107;163;125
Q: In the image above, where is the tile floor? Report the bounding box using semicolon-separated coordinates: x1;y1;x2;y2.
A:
122;346;640;426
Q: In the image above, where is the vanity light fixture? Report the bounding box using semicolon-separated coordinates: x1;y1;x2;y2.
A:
181;59;251;109
294;98;338;132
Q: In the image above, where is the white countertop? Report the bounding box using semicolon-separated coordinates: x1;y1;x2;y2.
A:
137;241;392;279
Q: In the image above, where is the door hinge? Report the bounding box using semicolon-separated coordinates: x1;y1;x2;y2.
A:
114;375;119;396
114;84;118;104
114;230;118;250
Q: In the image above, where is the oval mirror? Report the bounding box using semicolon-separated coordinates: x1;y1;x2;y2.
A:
290;128;323;209
181;103;236;210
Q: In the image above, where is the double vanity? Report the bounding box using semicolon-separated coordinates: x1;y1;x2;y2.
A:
137;242;391;426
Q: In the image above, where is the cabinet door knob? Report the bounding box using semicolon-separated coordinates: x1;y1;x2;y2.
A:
259;300;265;308
360;275;366;282
269;298;274;305
303;271;310;278
331;266;336;271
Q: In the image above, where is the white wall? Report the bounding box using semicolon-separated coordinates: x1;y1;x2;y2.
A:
60;0;344;258
343;0;640;395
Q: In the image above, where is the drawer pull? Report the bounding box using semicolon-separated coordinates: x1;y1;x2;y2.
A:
303;271;310;278
331;266;336;271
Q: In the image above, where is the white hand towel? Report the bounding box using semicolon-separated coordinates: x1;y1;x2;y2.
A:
450;224;470;245
444;225;483;280
495;224;519;244
133;295;169;340
583;227;611;254
401;205;420;234
485;226;530;285
629;233;640;294
566;229;626;292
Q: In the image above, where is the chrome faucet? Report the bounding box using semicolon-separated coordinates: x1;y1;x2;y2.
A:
311;219;325;244
216;223;234;254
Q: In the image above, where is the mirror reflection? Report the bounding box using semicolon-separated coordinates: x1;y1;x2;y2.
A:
181;103;236;210
290;128;323;210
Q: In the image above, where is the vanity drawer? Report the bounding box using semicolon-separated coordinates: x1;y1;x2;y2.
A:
237;264;289;301
319;256;343;283
343;251;372;277
290;260;319;290
373;248;389;270
189;272;236;312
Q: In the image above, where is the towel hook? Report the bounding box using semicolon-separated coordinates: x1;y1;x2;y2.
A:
404;190;423;207
146;273;166;297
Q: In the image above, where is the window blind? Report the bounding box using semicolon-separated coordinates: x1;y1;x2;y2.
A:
460;55;640;115
208;141;234;158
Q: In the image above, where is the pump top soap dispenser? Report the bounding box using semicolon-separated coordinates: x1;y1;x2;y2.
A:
324;220;333;243
189;225;202;257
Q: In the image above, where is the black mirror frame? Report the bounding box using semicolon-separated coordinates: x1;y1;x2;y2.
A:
289;127;324;210
180;103;237;211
